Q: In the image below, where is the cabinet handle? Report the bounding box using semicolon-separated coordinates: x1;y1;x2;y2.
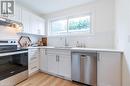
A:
97;53;100;61
97;57;100;61
56;55;60;62
56;55;58;62
31;66;37;70
45;49;47;55
57;55;60;62
31;57;37;60
81;55;86;57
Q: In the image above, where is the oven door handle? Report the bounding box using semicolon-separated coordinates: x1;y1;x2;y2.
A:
0;51;28;56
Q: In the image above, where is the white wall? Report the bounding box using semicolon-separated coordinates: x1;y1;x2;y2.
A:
115;0;130;85
45;0;115;49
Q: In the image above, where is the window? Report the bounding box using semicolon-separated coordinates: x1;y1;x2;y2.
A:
68;16;91;32
49;15;91;36
51;19;67;34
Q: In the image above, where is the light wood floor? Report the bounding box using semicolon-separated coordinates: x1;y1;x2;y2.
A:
16;72;81;86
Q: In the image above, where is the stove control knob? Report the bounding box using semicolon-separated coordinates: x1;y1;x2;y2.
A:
11;41;13;43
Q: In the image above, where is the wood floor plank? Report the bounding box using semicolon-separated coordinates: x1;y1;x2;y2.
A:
16;72;80;86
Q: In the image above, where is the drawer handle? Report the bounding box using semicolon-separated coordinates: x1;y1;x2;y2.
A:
31;57;37;60
45;49;47;55
31;66;37;70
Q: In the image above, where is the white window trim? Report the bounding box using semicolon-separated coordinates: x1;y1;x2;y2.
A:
47;13;94;37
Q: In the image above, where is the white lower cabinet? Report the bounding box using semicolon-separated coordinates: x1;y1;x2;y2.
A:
48;54;59;75
40;49;48;72
58;54;71;79
28;61;39;75
38;48;122;85
28;49;40;76
40;49;71;79
97;52;122;86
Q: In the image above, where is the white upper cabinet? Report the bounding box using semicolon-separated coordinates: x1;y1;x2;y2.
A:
8;15;15;20
29;13;37;34
21;9;30;33
7;5;46;35
29;13;45;35
22;9;45;35
37;18;45;35
15;5;22;22
7;5;21;22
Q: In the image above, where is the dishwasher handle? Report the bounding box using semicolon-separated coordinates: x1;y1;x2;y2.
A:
80;54;87;57
80;55;88;82
80;55;89;60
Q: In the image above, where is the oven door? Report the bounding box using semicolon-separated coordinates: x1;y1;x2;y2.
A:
0;51;28;80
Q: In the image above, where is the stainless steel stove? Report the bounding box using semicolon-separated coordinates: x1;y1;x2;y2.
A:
0;40;28;86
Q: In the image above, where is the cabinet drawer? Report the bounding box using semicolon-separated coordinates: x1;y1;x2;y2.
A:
28;49;39;54
46;49;71;55
28;49;39;63
29;53;39;58
29;48;39;50
29;61;39;75
29;56;39;64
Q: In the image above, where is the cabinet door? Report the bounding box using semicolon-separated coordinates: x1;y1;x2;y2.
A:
29;13;38;34
47;54;58;75
15;5;22;22
28;49;39;64
8;16;15;20
21;9;30;33
40;49;48;72
38;18;45;35
58;55;71;79
28;49;39;75
97;52;121;86
29;61;39;75
31;16;45;35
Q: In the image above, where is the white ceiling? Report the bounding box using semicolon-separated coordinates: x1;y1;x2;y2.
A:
16;0;95;15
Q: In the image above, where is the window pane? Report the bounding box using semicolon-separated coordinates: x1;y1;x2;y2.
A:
68;16;91;32
51;19;67;34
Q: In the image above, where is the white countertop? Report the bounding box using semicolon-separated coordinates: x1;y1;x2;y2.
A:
27;46;123;53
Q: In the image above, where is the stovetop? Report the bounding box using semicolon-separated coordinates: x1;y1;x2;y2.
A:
0;45;28;53
0;48;28;53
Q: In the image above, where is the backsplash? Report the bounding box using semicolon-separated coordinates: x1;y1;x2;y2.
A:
0;26;19;40
47;31;115;49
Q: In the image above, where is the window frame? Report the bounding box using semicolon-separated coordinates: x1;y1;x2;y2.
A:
48;13;93;36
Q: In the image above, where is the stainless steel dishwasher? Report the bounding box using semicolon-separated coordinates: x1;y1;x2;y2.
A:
71;52;97;86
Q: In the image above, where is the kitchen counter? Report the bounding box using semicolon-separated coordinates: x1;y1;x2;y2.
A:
27;46;123;53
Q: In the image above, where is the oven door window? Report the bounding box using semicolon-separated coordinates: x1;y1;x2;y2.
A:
0;52;28;80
